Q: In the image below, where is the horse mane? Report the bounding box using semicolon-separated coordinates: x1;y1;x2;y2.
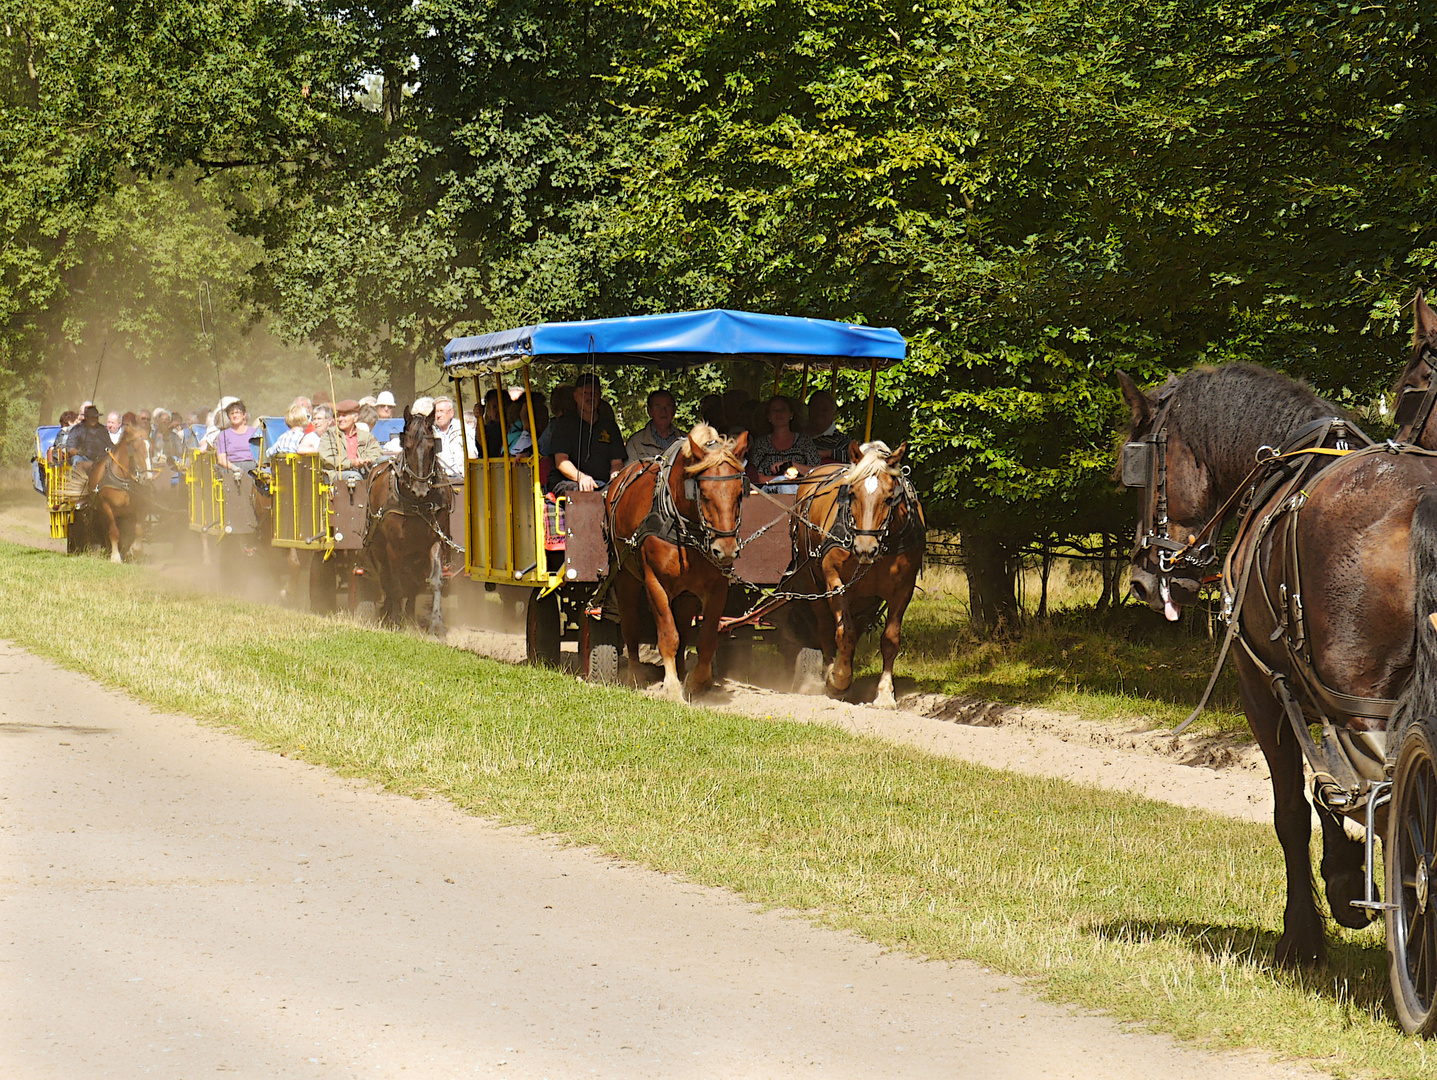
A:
681;423;744;475
1167;364;1343;489
847;441;898;485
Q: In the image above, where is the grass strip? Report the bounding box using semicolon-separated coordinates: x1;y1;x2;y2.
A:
3;542;1429;1076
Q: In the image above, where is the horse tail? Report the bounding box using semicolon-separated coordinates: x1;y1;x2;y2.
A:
1394;487;1437;741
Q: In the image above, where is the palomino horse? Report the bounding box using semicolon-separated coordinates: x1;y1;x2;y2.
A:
81;424;149;563
1118;361;1437;969
605;423;749;701
784;441;925;708
364;408;448;635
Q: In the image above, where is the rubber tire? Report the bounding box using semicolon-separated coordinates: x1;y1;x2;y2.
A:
525;592;562;668
1387;716;1437;1036
585;617;620;685
793;647;826;693
309;554;339;615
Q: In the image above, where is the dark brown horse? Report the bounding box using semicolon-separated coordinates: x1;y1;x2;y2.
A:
364;408;449;635
81;424;149;563
785;441;925;708
605;423;749;701
1391;289;1437;448
1118;361;1437;970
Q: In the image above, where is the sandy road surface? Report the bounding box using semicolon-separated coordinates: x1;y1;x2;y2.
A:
0;644;1320;1079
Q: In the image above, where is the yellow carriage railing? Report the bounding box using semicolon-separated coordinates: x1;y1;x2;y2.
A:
269;452;334;552
38;430;74;540
184;448;227;535
454;368;561;593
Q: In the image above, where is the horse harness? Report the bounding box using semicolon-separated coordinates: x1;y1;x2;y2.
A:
1142;411;1437;810
792;465;925;564
607;440;752;568
1394;343;1437;442
368;453;464;553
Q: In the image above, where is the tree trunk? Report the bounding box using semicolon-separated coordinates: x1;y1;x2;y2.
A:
388;349;418;406
964;529;1020;633
1037;542;1052;619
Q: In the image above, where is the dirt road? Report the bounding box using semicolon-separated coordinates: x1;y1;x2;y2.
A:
0;643;1319;1079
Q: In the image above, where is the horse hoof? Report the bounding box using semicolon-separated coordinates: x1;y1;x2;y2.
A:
873;692;898;710
1326;871;1375;929
1274;931;1325;969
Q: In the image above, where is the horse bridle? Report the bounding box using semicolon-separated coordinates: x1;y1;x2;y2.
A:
1394;344;1437;443
1120;388;1220;575
682;465;750;550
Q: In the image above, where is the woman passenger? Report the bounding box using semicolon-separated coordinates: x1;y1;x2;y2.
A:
297;404;334;454
748;395;821;491
215;400;258;474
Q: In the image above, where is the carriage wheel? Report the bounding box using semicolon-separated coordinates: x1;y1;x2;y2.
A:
582;616;620;685
793;647;827;694
525;592;562;668
1387;716;1437;1036
309;553;339;615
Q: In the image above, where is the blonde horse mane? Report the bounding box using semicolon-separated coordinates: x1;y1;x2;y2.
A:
846;441;899;485
681;423;746;475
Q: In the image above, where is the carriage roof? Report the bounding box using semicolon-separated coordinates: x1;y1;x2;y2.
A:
442;309;907;377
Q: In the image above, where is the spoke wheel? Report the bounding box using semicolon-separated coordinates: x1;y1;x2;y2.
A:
525;592;562;668
1387;717;1437;1036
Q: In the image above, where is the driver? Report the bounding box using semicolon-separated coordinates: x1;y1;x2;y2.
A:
319;399;382;484
63;405;114;479
547;372;625;493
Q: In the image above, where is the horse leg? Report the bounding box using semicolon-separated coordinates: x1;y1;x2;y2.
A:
671;594;702;683
641;566;685;702
874;574;916;710
616;571;648;687
1316;797;1371;929
1238;655;1326;966
826;589;855;694
426;540;446;638
685;575;727;697
101;499;122;563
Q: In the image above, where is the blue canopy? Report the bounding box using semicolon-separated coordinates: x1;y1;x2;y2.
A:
443;309;906;376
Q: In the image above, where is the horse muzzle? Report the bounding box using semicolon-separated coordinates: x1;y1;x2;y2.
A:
1129;567;1201;622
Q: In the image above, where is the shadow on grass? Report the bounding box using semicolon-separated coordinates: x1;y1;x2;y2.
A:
858;599;1247;724
1090;917;1393;1014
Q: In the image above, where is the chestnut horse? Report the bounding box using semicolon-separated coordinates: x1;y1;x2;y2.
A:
364;408;448;635
784;441;925;708
1118;361;1437;968
605;424;749;701
81;424;149;563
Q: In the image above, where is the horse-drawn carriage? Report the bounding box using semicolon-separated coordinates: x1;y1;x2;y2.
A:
442;309;924;700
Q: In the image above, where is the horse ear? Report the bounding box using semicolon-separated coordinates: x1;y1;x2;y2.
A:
404;404;412;423
886;442;907;468
1116;370;1151;428
1415;288;1437;350
686;431;704;460
847;439;862;463
732;431;749;458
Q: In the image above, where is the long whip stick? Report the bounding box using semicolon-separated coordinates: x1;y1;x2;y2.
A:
90;340;109;403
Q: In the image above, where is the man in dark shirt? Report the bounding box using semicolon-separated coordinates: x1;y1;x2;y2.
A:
547;372;626;493
65;405;113;463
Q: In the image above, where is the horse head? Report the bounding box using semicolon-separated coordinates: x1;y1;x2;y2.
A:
679;423;749;566
1116;370;1219;622
844;441;906;563
398;405;438;498
1392;287;1437;447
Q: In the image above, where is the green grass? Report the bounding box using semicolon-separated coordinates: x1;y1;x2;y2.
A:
850;560;1248;732
2;542;1430;1076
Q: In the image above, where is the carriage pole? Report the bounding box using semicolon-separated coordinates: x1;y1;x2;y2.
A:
452;372;473;578
496;367;516;577
863;357;879;442
521;367;547;587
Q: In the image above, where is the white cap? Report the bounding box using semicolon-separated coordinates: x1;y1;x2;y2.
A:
358;395;378;407
376;390;396;407
411;396;435;417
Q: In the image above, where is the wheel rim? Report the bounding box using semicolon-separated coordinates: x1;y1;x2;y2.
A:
1396;743;1437;1014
